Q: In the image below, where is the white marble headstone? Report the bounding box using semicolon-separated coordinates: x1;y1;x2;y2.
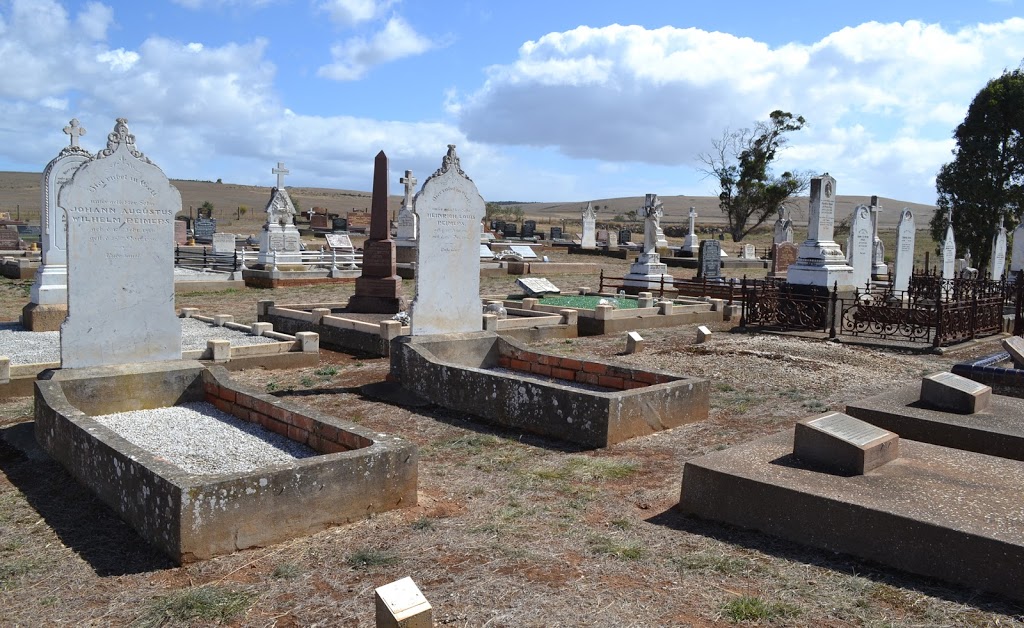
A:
848;205;873;289
581;202;596;249
31;120;92;306
212;232;235;254
941;223;956;280
258;183;302;265
990;222;1007;280
58;118;182;368
1011;224;1024;274
410;145;487;335
893;209;915;293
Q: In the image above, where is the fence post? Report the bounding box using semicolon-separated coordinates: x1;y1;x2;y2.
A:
829;282;838;338
739;276;748;327
1015;270;1024;336
727;278;735;306
970;291;979;340
933;296;943;348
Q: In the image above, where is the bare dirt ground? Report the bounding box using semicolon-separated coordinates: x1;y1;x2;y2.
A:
1;248;1021;626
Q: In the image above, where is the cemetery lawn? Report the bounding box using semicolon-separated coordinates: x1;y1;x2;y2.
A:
1;246;1020;626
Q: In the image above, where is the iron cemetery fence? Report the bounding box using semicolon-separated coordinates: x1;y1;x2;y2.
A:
740;271;1023;348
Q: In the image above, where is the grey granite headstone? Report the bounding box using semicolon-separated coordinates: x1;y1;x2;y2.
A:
697;239;721;280
522;220;536;238
618;229;631;244
794;412;899;475
549;226;563;240
410;145;487;335
57;118;182;368
193;217;216;240
516;277;561;296
920;371;991;414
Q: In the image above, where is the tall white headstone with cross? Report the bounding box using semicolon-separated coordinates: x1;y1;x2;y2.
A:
623;193;673;290
397;169;418;241
258;161;302;265
941;208;956;280
682;206;699;256
25;120;93;329
869;196;888;279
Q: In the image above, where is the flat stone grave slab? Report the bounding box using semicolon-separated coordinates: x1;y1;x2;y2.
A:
920;371;991;414
479;244;494;259
845;384;1024;461
516;277;561;297
793;412;899;475
679;428;1024;603
509;244;538;259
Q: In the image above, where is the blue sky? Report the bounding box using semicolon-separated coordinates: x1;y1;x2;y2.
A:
0;1;1022;206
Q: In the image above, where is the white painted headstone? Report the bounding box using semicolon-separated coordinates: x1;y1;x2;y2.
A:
410;145;487;335
683;206;698;254
258;163;302;265
642;193;668;250
58;118;182;368
787;173;855;288
212;232;235;254
581;202;596;249
848;205;873;289
941;223;956;280
990;221;1007;280
893;209;915;293
397;169;418;241
1012;224;1024;274
509;245;538;259
742;244;756;259
31;119;92;306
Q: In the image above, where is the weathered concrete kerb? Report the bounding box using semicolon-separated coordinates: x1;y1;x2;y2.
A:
391;331;708;448
34;361;417;563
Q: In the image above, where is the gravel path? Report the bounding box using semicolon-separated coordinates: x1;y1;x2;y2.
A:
0;317;280;365
92;401;316;475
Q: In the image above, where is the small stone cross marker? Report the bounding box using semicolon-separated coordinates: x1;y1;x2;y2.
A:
400;170;417;209
273;161;289;189
63;118;86;147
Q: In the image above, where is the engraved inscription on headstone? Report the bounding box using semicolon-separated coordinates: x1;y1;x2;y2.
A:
325;233;354;250
517;277;561;296
920;371;992;414
793;411;900;475
58;118;182;368
698;239;721;280
807;413;892;447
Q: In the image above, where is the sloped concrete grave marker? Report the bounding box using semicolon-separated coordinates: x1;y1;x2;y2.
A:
920;371;991;414
410;145;487;335
375;576;432;628
517;277;560;297
58;118;182;368
794;412;899;475
1003;336;1024;369
23;118;92;331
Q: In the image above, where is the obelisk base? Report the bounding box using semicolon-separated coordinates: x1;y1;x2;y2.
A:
348;277;406;313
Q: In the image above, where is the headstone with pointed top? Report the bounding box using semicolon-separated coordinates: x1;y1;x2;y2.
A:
941;219;956;280
581;202;596;249
24;119;94;330
847;205;873;289
57;118;182;368
893;209;915;293
410;145;487;335
990;219;1007;280
349;151;405;313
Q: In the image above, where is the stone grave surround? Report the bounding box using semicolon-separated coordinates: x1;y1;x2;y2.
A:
348;150;405;314
57;118;182;368
410;145;487;335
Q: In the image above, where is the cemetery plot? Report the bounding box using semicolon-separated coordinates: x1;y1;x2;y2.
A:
680;427;1024;603
34;362;417;563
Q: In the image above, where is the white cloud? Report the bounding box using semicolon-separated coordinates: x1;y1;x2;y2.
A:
0;1;466;195
317;16;435;81
316;0;394;27
456;19;1024;203
171;0;276;9
77;2;113;40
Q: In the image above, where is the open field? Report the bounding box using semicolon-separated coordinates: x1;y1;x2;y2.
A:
1;247;1021;626
0;170;938;237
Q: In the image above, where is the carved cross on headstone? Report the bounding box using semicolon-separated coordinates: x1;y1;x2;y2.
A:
63;119;86;147
400;170;417;210
273;161;289;189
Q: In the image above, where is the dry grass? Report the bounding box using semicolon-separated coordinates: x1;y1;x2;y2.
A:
1;245;1021;626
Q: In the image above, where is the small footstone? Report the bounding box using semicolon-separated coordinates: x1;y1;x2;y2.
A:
920;372;991;414
375;576;432;628
625;331;644;354
696;325;712;344
793;411;899;475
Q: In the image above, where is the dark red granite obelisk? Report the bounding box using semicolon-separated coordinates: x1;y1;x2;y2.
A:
347;150;405;313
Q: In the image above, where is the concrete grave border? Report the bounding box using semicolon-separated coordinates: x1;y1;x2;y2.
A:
34;361;417;563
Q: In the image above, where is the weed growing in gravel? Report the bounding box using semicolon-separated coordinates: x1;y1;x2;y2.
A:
314;365;338;379
588;536;646;560
610;518;631;530
720;595;799;622
531;456;638;482
265;380;279;393
140;586;253;627
674;551;754;576
412;516;435;531
271;562;302;579
299;375;315;387
0;559;39;589
802;399;827;411
347;548;399;570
